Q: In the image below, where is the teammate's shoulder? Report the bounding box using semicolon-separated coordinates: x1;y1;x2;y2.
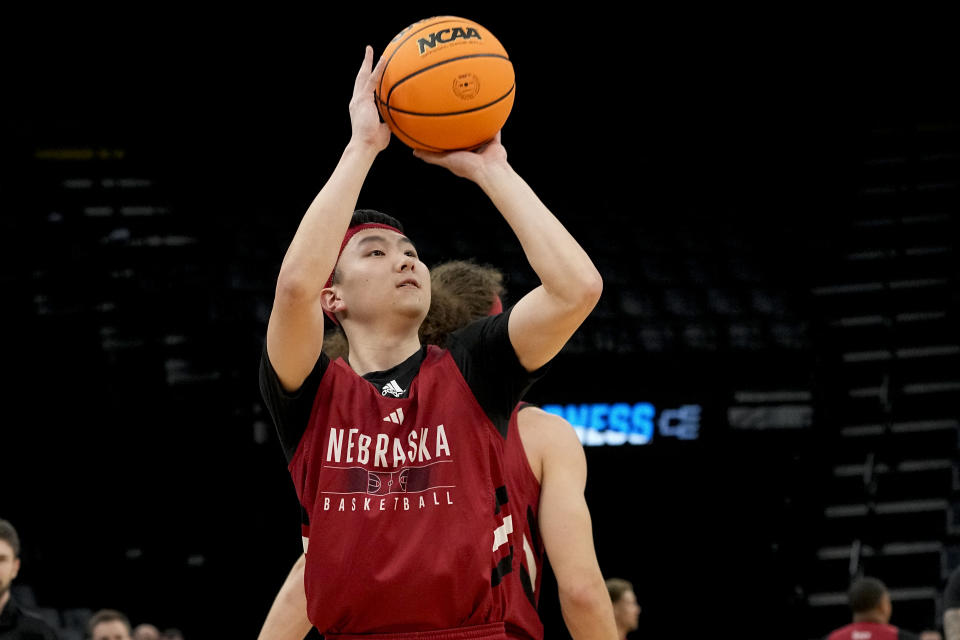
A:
518;406;583;448
519;405;572;426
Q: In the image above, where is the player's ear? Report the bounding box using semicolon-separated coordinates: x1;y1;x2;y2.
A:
320;287;345;316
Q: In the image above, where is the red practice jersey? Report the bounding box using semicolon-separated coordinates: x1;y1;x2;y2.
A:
827;622;917;640
289;345;514;636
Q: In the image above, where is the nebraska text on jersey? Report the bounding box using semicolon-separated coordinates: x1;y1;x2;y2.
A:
322;426;455;505
325;425;451;468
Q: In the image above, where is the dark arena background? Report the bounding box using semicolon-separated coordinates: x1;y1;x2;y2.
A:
1;9;957;640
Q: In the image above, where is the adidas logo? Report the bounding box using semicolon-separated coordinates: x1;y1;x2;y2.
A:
381;379;405;398
383;408;405;425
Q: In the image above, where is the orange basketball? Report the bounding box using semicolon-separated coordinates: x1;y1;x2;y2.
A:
376;16;515;151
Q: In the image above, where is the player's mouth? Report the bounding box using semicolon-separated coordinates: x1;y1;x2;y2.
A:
397;278;420;288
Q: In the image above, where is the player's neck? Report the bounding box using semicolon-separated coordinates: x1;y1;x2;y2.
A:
345;330;422;377
853;612;887;625
0;589;10;614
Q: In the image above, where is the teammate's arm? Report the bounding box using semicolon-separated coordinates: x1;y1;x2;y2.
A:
257;554;312;640
413;134;602;372
529;410;618;640
267;46;390;392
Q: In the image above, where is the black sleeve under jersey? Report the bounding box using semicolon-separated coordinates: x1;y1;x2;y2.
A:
258;342;330;463
444;305;549;438
897;630;921;640
946;566;960;609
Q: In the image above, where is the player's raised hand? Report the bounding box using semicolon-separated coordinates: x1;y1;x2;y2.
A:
413;131;508;183
349;46;391;152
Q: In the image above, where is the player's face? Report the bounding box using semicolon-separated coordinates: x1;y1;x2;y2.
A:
0;540;19;597
92;620;132;640
333;228;430;325
613;589;641;631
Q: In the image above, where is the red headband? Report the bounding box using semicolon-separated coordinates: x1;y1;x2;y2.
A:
324;222;404;325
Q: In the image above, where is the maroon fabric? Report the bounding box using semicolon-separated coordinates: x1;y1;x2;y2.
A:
290;345;510;635
827;622;901;640
502;403;545;640
325;621;507;640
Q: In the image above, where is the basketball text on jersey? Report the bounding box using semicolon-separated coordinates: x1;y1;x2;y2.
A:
417;27;482;55
322;490;455;513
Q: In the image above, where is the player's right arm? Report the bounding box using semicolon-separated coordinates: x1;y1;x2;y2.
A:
414;136;602;373
267;46;390;392
526;409;618;640
257;554;312;640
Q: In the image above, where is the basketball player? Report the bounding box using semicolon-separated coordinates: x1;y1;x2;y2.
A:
258;261;616;640
825;577;922;640
258;45;603;640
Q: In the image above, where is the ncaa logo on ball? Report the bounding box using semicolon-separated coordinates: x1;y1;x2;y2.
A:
417;26;482;55
453;74;480;100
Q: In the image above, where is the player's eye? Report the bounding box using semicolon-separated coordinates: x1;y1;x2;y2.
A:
368;249;385;256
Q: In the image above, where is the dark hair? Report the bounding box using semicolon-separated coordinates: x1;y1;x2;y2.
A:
605;577;634;604
350;209;403;233
88;609;132;635
329;209;406;289
0;519;20;558
848;576;888;613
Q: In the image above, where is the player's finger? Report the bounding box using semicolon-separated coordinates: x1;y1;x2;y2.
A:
353;46;373;94
412;149;444;165
369;52;387;92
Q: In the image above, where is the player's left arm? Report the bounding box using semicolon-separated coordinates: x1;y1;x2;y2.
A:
531;410;618;640
414;134;602;371
257;553;312;640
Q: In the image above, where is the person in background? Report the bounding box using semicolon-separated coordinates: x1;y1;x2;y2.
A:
88;609;132;640
0;518;58;640
825;576;923;640
604;578;640;640
132;623;160;640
